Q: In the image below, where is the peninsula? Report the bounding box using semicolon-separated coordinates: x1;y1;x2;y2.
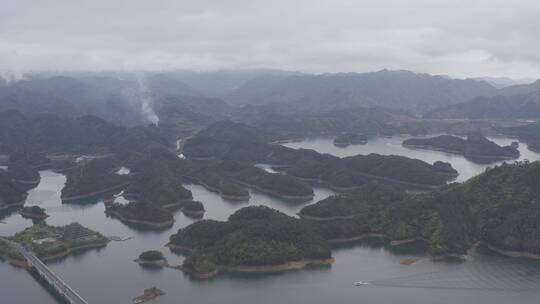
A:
403;133;520;163
61;157;129;202
301;161;540;259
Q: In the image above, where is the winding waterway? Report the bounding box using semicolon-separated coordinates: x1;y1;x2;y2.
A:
283;134;540;182
1;135;540;303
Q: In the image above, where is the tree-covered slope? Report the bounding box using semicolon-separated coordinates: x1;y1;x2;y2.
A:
304;161;540;256
403;133;520;163
169;206;332;276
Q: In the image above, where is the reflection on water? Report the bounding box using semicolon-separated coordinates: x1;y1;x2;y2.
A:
1;158;540;303
282;135;540;182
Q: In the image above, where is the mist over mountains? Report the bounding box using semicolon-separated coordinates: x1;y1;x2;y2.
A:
1;69;540;140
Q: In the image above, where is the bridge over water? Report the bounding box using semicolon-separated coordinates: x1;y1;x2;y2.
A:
5;239;89;304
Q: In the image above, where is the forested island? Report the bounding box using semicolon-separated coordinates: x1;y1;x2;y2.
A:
181;201;205;218
135;250;168;267
0;223;109;264
19;206;48;220
105;202;175;229
403;133;520;163
168;206;333;278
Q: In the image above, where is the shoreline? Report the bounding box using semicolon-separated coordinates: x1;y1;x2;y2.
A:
327;233;470;261
221;258;335;273
183;174;314;202
185;258;335;279
181;208;205;217
164;243;193;252
161;199;194;210
403;143;519;162
105;210;175;228
0;252;29;267
0;198;27;211
61;183;129;202
18;211;49;220
484;243;540;260
12;178;41;187
234;180;314;202
326;233;390;244
134;258;169;267
298;213;356;221
327;233;540;262
181;176;251;201
39;241;110;262
292;172;443;192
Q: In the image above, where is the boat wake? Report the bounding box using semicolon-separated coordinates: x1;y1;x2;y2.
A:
358;258;540;292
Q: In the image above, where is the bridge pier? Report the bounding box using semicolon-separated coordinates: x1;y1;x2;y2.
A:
28;265;73;304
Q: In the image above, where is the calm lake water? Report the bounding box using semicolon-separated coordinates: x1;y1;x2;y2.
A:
1;136;540;303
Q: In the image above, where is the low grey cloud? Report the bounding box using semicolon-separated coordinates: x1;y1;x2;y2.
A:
1;0;540;78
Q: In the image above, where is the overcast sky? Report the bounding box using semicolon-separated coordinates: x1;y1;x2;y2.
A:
1;0;540;79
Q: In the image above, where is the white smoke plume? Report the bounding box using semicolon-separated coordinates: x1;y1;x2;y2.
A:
133;73;159;125
0;70;26;85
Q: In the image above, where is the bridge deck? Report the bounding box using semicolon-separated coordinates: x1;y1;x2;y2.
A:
6;240;89;304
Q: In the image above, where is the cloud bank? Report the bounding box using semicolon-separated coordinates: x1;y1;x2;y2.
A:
1;0;540;78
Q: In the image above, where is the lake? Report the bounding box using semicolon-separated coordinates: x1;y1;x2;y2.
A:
1;135;540;303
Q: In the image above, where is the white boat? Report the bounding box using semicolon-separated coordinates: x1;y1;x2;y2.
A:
353;281;369;286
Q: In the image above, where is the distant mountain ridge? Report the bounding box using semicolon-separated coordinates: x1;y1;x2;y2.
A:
425;91;540;119
225;70;498;114
3;69;540;138
476;77;535;89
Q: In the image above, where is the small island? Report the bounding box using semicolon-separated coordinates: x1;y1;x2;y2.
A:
432;161;459;177
19;206;49;220
0;222;109;263
132;287;165;304
333;133;368;147
168;206;333;279
403;133;520;163
135;250;168;267
181;200;205;218
105;202;175;229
